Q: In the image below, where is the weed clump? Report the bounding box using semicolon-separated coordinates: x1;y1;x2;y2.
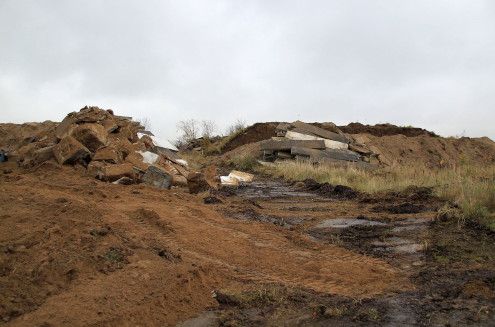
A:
230;155;260;171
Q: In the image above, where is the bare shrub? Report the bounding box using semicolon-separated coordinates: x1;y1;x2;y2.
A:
176;119;199;142
137;117;152;130
201;120;217;139
225;118;247;136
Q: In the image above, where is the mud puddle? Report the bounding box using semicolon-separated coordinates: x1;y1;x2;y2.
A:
307;216;430;266
203;178;495;326
216;180;335;203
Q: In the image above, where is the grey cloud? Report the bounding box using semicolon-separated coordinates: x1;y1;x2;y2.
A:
1;0;494;140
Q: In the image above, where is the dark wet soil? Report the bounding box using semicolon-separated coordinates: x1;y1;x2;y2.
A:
301;178;360;200
194;178;495;326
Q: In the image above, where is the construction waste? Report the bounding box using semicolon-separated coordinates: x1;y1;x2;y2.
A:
260;121;379;169
15;106;230;193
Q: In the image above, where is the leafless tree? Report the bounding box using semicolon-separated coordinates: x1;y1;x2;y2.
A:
225;118;247;136
201;120;217;139
137;117;152;131
176;119;199;141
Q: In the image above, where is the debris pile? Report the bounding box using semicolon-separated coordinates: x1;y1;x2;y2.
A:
260;121;379;169
16;106;213;193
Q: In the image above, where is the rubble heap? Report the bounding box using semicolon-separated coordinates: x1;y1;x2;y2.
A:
260;121;379;169
16;106;215;193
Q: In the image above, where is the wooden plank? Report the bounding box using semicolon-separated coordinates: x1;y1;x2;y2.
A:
291;121;350;143
285;131;348;150
260;139;325;151
291;147;360;162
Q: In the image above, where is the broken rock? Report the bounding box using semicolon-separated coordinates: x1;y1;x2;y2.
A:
103;163;136;182
93;146;123;164
101;118;119;133
87;161;106;179
142;165;171;189
125;151;149;172
19;145;56;168
202;165;221;190
70;123;108;153
220;176;239;187
228;170;254;183
186;172;209;194
53;136;91;165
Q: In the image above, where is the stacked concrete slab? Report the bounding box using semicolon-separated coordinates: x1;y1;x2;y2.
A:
260;121;377;169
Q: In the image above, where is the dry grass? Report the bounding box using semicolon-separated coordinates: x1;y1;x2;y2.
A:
206;127;248;155
264;161;495;227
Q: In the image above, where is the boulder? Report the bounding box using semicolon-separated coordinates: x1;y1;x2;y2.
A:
125;151;149;172
103;163;136;182
54;119;78;140
142;165;171;189
93;146;123;164
107;135;134;159
171;175;188;187
202;165;221;190
101;118;119;133
74;106;113;124
87;161;106;179
19;145;56;168
53;136;91;165
228;170;254;183
186;172;209;194
220;176;240;187
31;146;56;166
117;125;137;142
138;135;155;151
70;123;108;153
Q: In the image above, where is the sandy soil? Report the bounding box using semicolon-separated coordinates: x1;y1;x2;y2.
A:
0;160;406;326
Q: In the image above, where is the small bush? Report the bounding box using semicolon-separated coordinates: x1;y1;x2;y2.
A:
231;155;259;171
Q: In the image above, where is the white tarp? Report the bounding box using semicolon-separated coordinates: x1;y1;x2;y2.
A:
137;133;179;152
137;151;161;164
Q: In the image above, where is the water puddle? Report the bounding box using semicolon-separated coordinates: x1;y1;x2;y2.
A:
316;218;386;228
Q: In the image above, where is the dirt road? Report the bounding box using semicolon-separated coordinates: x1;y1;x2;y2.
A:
1;161;494;326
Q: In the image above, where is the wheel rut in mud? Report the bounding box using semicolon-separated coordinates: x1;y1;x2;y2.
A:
197;178;495;326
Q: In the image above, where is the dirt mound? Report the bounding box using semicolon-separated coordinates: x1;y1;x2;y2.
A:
220;122;278;154
217;121;495;168
338;122;437;137
355;133;495;167
0;121;58;152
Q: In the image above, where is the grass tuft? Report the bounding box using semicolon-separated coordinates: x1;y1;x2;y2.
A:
230;155;260;171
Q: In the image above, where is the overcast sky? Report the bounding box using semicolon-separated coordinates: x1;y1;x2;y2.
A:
1;0;494;141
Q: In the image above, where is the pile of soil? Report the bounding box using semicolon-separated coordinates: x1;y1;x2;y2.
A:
220;122;278;154
0;121;58;152
300;178;360;200
215;121;495;167
357;133;495;167
337;122;437;137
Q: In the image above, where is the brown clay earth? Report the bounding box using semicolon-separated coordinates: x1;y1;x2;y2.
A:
214;121;495;167
1;121;495;326
1;159;494;326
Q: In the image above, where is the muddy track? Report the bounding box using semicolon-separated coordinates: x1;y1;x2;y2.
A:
202;178;495;326
1;163;494;326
